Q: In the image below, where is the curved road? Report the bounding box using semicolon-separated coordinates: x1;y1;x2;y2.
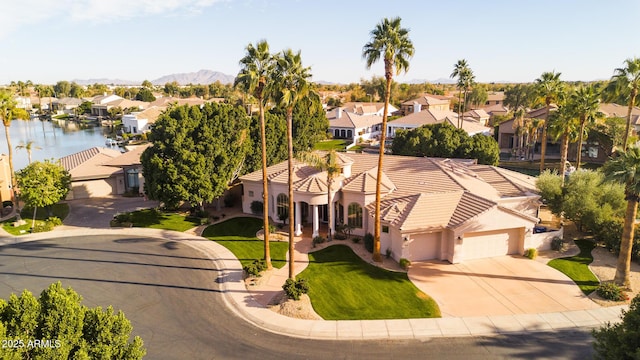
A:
0;235;595;359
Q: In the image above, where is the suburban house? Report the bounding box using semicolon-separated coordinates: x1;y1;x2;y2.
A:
13;96;31;110
327;102;398;144
240;152;545;264
122;106;165;134
463;109;490;126
387;108;492;138
102;144;151;196
0;154;12;203
400;94;451;115
60;147;126;199
90;95;149;117
496;105;558;159
53;97;83;115
484;92;505;106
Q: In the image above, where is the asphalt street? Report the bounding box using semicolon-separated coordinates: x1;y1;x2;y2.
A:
0;235;596;359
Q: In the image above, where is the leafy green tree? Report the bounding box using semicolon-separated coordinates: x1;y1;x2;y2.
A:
244;112;287;173
363;16;414;262
468;84;488;109
16;160;70;219
135;88;156;102
535;71;564;172
270;95;328;153
606;57;640;151
236;40;275;270
459;133;500;166
571;84;604;169
69;82;85;98
593;294;640;359
87;83;109;96
108;106;123;120
142;103;250;210
536;170;564;215
53;81;71;97
78;101;92;115
163;81;179;97
270;48;315;279
141;80;153;89
0;282;145;359
602;147;640;287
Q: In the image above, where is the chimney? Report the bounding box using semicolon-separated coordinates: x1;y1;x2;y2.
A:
413;102;421;113
336;107;342;119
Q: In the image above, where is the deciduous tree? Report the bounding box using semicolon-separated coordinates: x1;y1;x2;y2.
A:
16;160;71;218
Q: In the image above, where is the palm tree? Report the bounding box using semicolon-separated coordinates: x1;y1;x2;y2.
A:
504;84;536;154
547;102;578;183
363;17;414;262
451;59;474;128
235;40;275;270
0;90;17;204
16;140;42;164
524;118;544;160
608;58;640;151
297;150;341;242
535;71;563;172
602;147;640;287
571;85;604;169
270;49;314;279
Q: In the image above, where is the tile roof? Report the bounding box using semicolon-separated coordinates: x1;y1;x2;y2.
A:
329;111;382;129
448;192;497;228
341;167;396;194
527;104;558;119
486;92;505;101
402;94;451;106
59;147;123;180
103;144;152;167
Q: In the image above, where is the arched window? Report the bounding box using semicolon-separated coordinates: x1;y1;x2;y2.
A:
340;129;346;138
334;129;340;138
347;130;353;138
347;202;363;228
277;194;289;221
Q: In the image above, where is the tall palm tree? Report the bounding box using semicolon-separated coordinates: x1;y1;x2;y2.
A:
547;102;578;183
297;150;341;242
571;85;604;169
602;147;640;287
535;71;563;172
608;58;640;151
363;17;414;262
235;40;275;270
524;118;544;160
0;90;17;203
504;84;536;153
451;59;473;128
16;140;42;164
270;49;314;279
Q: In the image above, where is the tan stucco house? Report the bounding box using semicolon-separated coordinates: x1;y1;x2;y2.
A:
240;152;548;264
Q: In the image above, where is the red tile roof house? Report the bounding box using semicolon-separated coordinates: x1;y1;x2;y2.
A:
240;152;551;264
387;108;492;138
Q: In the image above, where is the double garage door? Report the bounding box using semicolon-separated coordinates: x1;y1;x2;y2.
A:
463;228;520;261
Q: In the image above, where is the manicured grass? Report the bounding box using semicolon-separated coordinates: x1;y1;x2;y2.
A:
202;217;287;269
314;139;349;151
2;203;70;236
299;245;441;320
547;239;600;295
126;209;201;232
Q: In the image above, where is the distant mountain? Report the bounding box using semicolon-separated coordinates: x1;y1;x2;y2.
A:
404;78;457;85
151;69;235;85
72;78;139;86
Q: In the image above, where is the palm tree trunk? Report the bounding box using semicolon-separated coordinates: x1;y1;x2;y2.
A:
539;106;550;172
622;90;637;152
457;91;463;128
4;124;16;200
614;196;638;288
559;132;569;185
259;100;272;270
286;108;296;279
576;117;586;170
327;178;333;242
373;67;393;263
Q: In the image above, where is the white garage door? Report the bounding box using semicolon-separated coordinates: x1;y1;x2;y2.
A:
408;233;440;261
463;229;520;261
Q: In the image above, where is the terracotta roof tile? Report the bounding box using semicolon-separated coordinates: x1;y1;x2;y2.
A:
59;147;123;180
342;167;395;194
448;192;497;228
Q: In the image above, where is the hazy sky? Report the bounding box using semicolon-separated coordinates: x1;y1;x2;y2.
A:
1;0;638;85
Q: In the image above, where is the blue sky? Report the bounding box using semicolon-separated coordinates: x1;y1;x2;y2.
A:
1;0;638;85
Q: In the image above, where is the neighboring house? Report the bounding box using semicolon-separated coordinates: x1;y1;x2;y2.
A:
240;152;544;264
327;107;383;142
387;109;492;138
400;94;451;115
599;103;640;132
103;144;151;196
484;92;505;106
0;154;12;203
54;97;83;115
338;102;398;117
482;103;510;120
60;147;125;200
122;106;165;134
90;94;124;117
496;105;559;159
463;109;490;126
13;96;31;110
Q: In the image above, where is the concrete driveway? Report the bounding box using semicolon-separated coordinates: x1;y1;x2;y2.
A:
60;196;159;229
409;256;600;317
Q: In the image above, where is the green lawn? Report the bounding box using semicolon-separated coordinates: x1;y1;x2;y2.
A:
126;209;202;232
314;139;349;151
202;217;287;269
2;203;70;236
299;245;441;320
547;239;600;295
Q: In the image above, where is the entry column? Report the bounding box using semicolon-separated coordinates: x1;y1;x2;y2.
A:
312;204;319;238
294;202;302;236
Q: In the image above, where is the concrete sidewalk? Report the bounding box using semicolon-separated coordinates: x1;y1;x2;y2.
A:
0;227;627;340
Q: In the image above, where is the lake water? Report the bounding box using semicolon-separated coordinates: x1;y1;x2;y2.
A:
1;118;121;171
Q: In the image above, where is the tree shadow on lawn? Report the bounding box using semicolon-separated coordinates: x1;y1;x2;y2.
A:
308;245;406;282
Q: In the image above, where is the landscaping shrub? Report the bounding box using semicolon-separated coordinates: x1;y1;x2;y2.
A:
312;236;326;248
250;201;264;215
596;282;626;301
194;209;209;218
32;221;54;233
363;233;374;253
243;259;267;277
333;232;346;240
551;237;565;251
385;248;392;259
351;236;361;244
115;212;132;223
46;216;63;226
399;258;411;270
524;248;538;259
597;218;640;261
593;294;640;358
282;278;309;300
